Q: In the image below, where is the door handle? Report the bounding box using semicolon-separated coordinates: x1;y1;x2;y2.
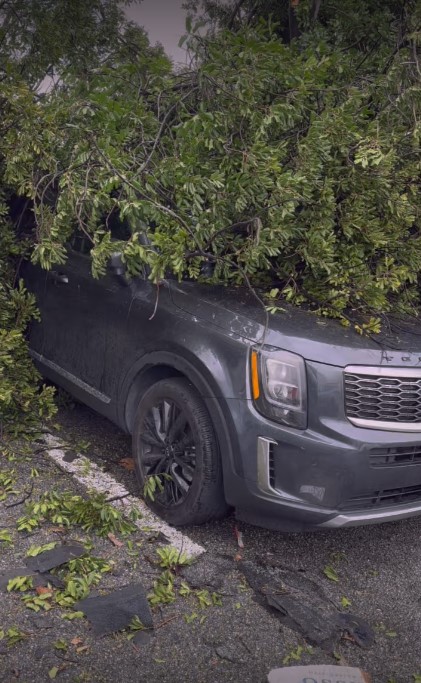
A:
50;270;69;284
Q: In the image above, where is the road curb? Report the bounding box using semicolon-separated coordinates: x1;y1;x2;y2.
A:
42;433;205;559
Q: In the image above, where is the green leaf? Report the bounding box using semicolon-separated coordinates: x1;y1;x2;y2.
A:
128;615;144;632
54;639;67;651
61;611;84;621
283;645;306;666
27;542;57;557
184;612;198;623
48;667;59;679
323;566;339;582
0;530;13;545
7;576;33;592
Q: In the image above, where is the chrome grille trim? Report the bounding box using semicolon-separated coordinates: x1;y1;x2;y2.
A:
257;437;278;494
346;365;421;379
344;365;421;432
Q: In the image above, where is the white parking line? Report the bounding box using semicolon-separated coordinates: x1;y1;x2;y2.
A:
42;433;205;558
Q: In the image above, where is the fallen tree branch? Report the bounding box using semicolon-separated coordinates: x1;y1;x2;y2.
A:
227;0;247;30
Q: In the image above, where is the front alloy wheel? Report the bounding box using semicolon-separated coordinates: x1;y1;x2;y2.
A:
132;378;227;526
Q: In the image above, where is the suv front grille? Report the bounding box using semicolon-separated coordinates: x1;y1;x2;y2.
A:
341;484;421;511
344;367;421;430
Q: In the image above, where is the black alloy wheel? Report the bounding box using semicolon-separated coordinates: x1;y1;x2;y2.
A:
132;377;228;526
139;398;196;505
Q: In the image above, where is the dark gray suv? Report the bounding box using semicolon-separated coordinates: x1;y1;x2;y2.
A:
22;233;421;530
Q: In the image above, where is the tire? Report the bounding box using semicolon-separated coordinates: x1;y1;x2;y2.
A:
132;377;228;526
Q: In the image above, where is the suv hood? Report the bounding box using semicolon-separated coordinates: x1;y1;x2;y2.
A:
170;282;421;368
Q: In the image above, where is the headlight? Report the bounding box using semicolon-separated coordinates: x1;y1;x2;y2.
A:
250;348;307;429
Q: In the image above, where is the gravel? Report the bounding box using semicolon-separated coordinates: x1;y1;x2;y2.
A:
0;401;420;682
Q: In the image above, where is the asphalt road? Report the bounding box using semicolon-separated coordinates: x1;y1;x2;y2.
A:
49;400;421;683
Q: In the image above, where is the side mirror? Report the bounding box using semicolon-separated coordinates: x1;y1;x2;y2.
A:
109;252;129;285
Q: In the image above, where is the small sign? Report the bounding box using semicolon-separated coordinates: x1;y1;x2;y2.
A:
268;665;371;683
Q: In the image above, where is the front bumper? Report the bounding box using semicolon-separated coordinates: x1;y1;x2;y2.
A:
321;504;421;528
252;435;421;529
223;359;421;530
229;432;421;530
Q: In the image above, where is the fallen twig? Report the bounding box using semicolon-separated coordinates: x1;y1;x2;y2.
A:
153;614;180;631
54;652;78;665
5;482;34;508
106;493;130;503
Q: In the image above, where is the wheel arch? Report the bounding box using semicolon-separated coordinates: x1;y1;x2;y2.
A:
119;350;244;483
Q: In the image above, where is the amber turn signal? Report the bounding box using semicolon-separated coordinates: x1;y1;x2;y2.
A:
251;350;260;400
